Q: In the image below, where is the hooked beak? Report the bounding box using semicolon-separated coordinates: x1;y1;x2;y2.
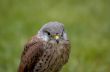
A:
53;35;60;43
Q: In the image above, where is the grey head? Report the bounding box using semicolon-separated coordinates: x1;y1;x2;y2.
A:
38;22;68;43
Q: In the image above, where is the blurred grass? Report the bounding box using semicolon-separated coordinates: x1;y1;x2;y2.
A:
0;0;110;72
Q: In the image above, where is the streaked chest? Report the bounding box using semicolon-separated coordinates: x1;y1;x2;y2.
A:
33;44;68;72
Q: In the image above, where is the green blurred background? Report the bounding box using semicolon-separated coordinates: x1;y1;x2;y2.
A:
0;0;110;72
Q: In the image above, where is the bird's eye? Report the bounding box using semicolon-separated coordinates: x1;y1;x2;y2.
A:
61;32;64;37
61;33;63;37
47;32;50;35
45;31;51;36
61;29;64;37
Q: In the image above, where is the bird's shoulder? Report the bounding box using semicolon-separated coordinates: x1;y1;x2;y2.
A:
18;35;45;72
22;35;45;56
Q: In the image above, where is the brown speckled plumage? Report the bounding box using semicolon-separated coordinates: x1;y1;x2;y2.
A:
18;22;70;72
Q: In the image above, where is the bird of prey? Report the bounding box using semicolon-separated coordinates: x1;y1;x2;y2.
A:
18;22;70;72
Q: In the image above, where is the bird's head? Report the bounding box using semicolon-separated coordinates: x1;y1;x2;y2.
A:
38;22;68;44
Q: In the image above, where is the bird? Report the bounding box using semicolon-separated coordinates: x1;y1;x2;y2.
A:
18;22;70;72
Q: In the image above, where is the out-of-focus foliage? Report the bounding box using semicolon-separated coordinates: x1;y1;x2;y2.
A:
0;0;110;72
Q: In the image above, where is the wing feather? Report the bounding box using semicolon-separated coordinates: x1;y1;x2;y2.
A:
18;36;44;72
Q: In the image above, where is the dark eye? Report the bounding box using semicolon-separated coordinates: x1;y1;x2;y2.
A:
45;31;51;36
61;29;64;36
61;32;63;37
47;32;50;35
